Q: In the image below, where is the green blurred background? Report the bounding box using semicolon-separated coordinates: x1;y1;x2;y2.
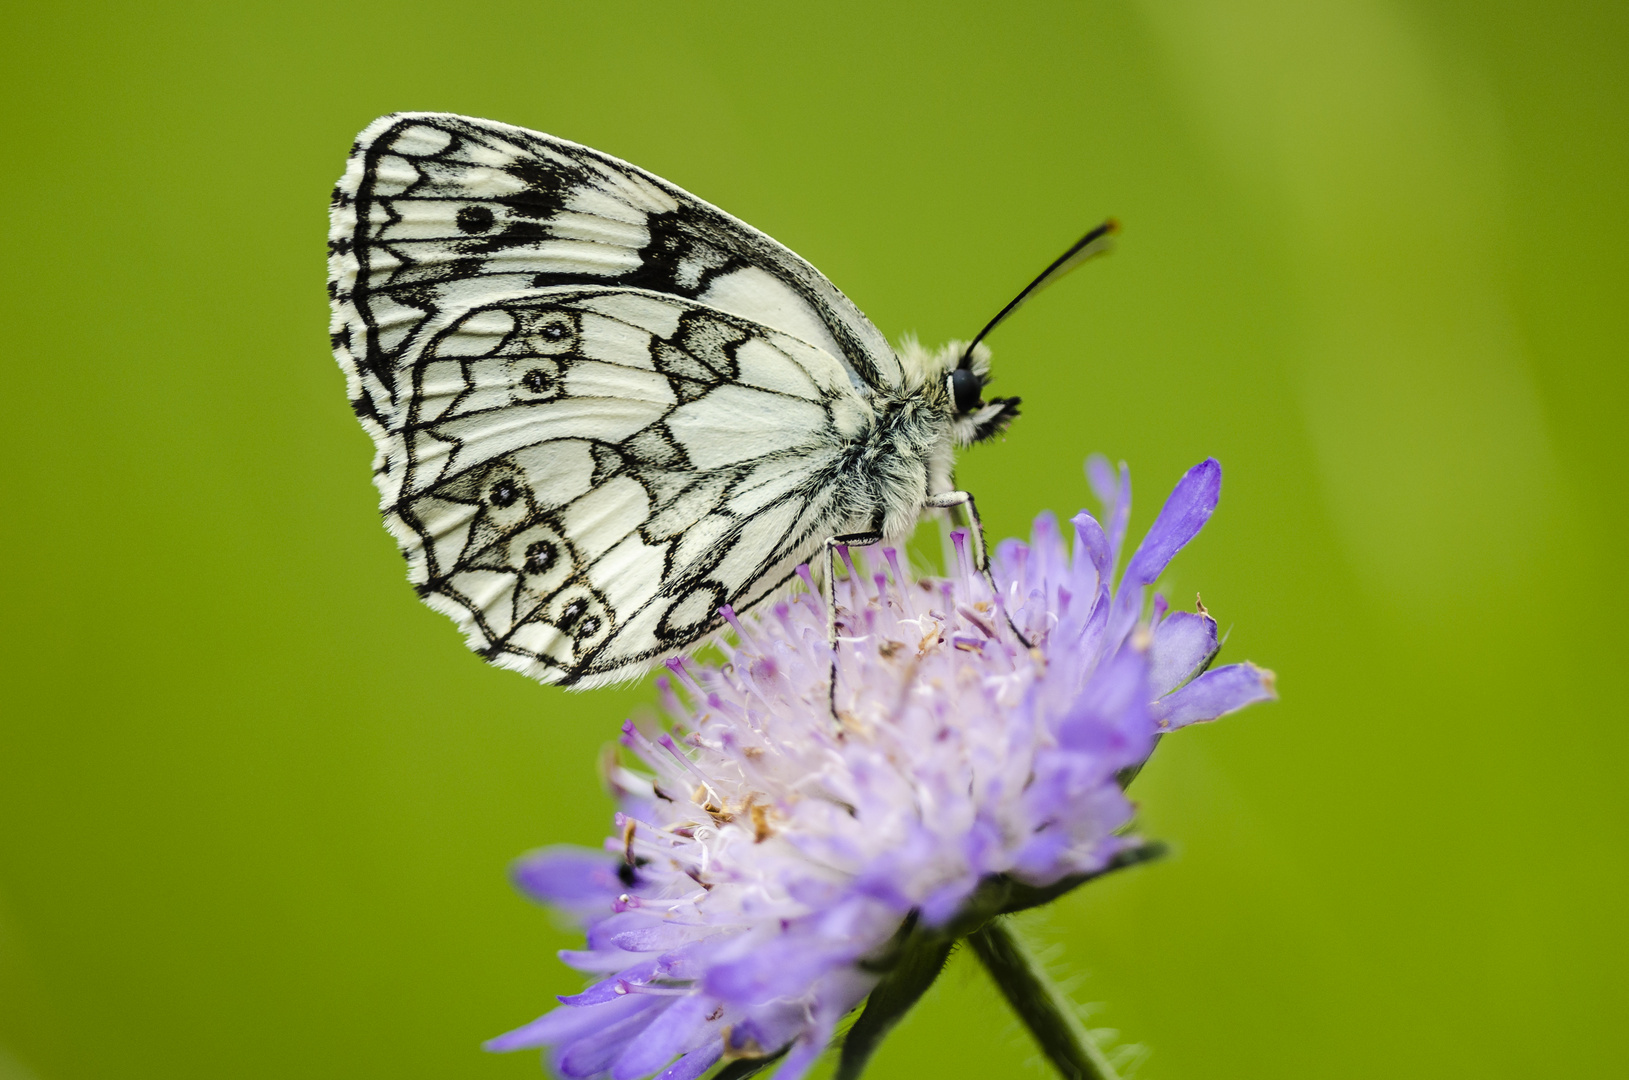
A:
3;1;1625;1077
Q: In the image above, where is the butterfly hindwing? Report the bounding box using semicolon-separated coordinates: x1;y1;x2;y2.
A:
374;287;873;687
329;111;902;441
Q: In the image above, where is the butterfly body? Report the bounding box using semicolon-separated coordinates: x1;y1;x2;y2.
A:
328;113;1020;688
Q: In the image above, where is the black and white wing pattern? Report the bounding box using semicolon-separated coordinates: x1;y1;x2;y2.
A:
328;114;900;687
329;112;903;421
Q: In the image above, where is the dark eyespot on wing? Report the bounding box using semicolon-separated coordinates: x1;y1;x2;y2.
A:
456;205;495;233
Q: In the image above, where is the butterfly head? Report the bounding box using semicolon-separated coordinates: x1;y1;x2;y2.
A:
901;337;1022;447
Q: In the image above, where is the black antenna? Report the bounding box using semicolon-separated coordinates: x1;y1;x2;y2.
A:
958;219;1119;368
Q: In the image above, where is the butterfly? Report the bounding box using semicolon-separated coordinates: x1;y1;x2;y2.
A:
327;112;1113;689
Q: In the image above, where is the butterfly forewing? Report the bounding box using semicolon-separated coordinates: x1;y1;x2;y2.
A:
329;112;901;428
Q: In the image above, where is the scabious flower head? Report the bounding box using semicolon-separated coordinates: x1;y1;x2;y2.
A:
488;458;1274;1080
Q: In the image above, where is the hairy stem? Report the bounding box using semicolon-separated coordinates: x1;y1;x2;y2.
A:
968;919;1123;1080
833;924;955;1080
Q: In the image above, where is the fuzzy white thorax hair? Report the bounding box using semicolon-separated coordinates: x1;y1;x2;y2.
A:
895;337;1006;447
843;337;1006;542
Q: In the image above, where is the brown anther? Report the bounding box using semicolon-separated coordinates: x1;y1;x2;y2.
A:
878;639;904;659
621;818;637;863
750;802;773;843
720;1027;766;1062
1195;592;1209;617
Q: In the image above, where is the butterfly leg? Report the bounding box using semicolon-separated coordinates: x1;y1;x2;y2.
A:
923;490;1033;648
823;530;885;717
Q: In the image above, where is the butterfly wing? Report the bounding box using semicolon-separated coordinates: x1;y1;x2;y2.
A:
349;285;875;687
328;113;912;685
328;110;902;440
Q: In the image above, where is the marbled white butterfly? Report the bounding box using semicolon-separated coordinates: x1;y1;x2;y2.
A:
328;113;1113;688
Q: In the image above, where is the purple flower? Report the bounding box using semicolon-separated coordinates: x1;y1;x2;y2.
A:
489;458;1274;1079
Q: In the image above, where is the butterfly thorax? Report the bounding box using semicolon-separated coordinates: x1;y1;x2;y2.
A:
845;339;1020;541
850;386;954;542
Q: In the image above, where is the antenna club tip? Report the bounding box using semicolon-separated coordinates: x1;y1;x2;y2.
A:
1103;217;1121;234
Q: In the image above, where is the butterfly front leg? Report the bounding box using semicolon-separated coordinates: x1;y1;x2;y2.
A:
822;530;885;718
923;490;1034;649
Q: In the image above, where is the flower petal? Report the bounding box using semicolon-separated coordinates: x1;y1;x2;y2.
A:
919;878;978;926
655;1044;722;1080
610;920;721;954
511;846;627;914
1148;610;1219;696
773;1036;827;1080
1122;458;1221;588
704;935;841;1006
725;1002;809;1062
557;958;665;1006
484;991;655;1052
610;994;720;1080
1057;646;1153;765
1152;663;1276;729
554;997;669;1077
557;947;648;974
1010;823;1071;878
1086;455;1132;566
1071;512;1112;592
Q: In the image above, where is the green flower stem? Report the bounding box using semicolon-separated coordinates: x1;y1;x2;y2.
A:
833;848;1165;1080
834;917;956;1080
968;919;1123;1080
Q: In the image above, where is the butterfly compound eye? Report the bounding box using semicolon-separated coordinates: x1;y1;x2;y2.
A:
949;367;982;413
